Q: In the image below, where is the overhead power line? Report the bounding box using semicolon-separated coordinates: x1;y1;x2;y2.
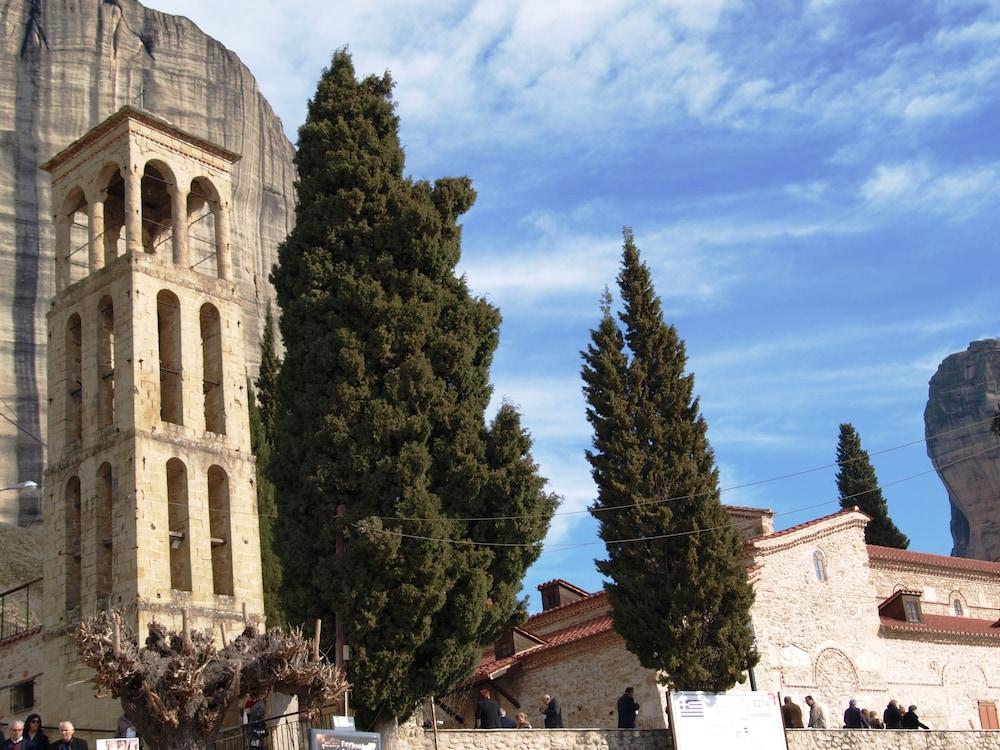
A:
359;441;1000;551
376;414;1000;524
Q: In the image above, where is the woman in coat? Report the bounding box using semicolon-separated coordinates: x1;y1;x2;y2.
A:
22;715;48;750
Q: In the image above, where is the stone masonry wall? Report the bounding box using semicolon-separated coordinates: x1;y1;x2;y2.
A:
445;633;666;730
394;728;1000;750
0;629;43;724
868;559;1000;620
401;729;672;750
786;729;1000;750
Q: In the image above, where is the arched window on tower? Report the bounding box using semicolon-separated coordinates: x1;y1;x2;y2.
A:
140;162;174;255
157;291;183;425
813;549;828;582
187;177;220;278
64;187;90;285
166;458;192;592
207;466;233;596
65;314;82;446
64;477;81;616
200;303;225;434
96;462;114;607
97;295;115;428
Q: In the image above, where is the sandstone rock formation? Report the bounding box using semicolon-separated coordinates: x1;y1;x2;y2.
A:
924;339;1000;561
0;0;296;526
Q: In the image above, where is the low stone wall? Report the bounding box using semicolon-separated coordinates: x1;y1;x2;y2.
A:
397;728;1000;750
786;729;999;750
406;729;672;750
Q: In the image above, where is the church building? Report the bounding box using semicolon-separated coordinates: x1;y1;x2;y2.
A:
437;506;1000;731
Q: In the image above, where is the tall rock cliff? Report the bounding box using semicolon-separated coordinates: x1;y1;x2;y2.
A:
0;0;296;526
924;339;1000;561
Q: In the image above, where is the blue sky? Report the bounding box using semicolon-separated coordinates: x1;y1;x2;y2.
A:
155;0;1000;605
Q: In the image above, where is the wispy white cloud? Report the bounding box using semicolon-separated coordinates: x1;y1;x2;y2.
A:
860;160;1000;215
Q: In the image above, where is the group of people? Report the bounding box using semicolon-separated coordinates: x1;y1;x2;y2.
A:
3;717;89;750
473;688;541;729
782;696;930;730
475;687;643;730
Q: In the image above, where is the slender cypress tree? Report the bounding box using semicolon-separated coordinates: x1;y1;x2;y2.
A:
249;304;285;627
582;228;757;692
836;423;909;548
270;50;556;727
257;302;280;443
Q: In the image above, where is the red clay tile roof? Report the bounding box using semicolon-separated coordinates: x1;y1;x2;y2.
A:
470;615;614;683
880;613;1000;639
868;545;1000;574
521;589;608;629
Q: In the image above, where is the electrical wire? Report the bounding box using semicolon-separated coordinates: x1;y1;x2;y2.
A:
358;441;1000;551
376;414;1000;524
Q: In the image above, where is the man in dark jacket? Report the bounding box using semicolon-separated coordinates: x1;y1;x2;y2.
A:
617;687;640;729
540;694;563;728
3;720;24;750
781;697;804;728
50;723;87;750
843;699;869;729
901;706;928;729
475;688;502;729
883;700;903;729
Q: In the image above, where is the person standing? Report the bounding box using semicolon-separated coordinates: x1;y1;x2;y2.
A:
540;694;563;728
22;716;47;750
4;720;24;750
617;687;640;729
804;696;828;729
51;722;88;750
781;697;804;728
475;688;502;729
843;699;869;729
901;705;928;729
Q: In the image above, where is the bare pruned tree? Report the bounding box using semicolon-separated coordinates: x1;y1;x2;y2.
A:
77;610;348;750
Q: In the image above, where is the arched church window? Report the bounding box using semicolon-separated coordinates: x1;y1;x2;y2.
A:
97;295;115;428
207;466;233;596
64;477;81;615
157;291;183;425
813;549;828;582
200;304;226;434
167;458;192;592
65;313;83;445
96;462;114;606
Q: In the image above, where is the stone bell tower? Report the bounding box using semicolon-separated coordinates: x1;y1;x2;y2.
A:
39;107;265;727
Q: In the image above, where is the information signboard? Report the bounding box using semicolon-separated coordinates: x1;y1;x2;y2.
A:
668;691;787;750
96;740;139;750
310;729;380;750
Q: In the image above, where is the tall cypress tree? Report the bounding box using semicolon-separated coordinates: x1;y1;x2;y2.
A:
836;423;909;548
249;303;285;627
270;50;556;727
582;228;757;692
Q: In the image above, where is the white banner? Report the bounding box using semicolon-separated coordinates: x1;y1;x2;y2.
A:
669;691;786;750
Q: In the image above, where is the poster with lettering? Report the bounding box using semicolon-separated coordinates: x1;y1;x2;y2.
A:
310;729;381;750
668;691;787;750
96;740;139;750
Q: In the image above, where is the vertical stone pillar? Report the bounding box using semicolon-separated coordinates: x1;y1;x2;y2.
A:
169;184;190;267
88;196;105;272
123;165;142;256
55;214;70;293
215;203;232;280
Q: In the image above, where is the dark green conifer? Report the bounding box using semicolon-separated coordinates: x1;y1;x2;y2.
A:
248;380;285;627
836;423;909;548
270;49;556;727
581;228;757;692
